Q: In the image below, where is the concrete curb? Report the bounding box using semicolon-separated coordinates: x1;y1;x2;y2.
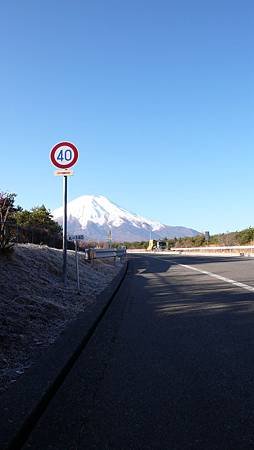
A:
0;261;128;450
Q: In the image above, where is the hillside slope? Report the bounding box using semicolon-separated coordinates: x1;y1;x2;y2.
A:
0;244;121;395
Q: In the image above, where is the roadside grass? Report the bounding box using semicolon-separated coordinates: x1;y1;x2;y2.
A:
0;244;121;394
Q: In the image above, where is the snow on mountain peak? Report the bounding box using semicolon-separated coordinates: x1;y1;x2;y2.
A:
53;194;163;231
52;194;199;241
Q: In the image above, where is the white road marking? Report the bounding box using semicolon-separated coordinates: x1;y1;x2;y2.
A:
145;255;254;292
178;264;254;292
137;268;147;274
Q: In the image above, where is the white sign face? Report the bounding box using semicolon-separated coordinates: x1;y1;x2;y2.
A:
50;142;79;169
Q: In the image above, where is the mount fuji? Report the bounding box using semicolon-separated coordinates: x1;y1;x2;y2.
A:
53;195;199;242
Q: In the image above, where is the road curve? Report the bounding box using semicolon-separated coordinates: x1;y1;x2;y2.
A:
24;255;254;449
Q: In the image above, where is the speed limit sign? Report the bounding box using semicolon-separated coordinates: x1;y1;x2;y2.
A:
50;141;79;169
50;141;79;287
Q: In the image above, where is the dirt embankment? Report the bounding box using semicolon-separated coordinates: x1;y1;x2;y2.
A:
0;244;122;394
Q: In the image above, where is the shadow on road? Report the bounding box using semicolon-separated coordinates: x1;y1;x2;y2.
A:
124;255;254;448
130;251;254;265
130;254;254;320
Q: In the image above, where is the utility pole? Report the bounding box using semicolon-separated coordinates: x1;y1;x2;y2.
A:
108;226;112;248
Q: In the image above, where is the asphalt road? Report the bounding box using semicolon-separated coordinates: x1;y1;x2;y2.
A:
23;255;254;449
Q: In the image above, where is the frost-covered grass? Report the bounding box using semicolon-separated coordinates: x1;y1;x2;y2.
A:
0;244;122;395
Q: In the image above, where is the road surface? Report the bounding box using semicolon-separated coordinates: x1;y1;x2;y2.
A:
24;254;254;449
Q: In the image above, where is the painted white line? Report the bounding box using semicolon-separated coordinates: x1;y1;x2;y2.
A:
137;268;147;274
144;255;254;292
179;264;254;293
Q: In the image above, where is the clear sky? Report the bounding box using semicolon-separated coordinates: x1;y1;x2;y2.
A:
1;0;254;234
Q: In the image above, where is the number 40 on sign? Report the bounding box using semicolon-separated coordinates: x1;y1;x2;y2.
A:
50;141;79;171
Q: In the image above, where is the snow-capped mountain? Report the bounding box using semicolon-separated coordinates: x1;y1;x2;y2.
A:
53;195;199;242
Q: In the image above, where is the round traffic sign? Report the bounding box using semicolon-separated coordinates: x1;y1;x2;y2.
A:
50;142;79;169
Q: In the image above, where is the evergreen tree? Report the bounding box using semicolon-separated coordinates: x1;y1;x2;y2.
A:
15;205;62;235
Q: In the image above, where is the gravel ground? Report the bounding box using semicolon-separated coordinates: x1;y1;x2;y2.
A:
0;244;122;395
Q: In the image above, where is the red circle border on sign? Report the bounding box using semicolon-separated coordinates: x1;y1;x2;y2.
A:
50;141;79;169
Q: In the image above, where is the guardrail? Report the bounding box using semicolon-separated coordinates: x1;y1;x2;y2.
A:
127;246;254;257
169;245;254;257
84;248;127;261
67;247;126;294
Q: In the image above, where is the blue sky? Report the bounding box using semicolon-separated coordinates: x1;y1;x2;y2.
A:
1;0;254;234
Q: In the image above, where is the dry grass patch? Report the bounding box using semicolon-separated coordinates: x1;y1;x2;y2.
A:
0;244;122;394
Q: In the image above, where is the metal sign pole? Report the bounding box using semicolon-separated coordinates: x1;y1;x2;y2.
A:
75;239;80;294
63;175;68;286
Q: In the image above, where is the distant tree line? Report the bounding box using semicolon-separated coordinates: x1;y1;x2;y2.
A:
112;228;254;250
113;241;149;249
167;228;254;248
